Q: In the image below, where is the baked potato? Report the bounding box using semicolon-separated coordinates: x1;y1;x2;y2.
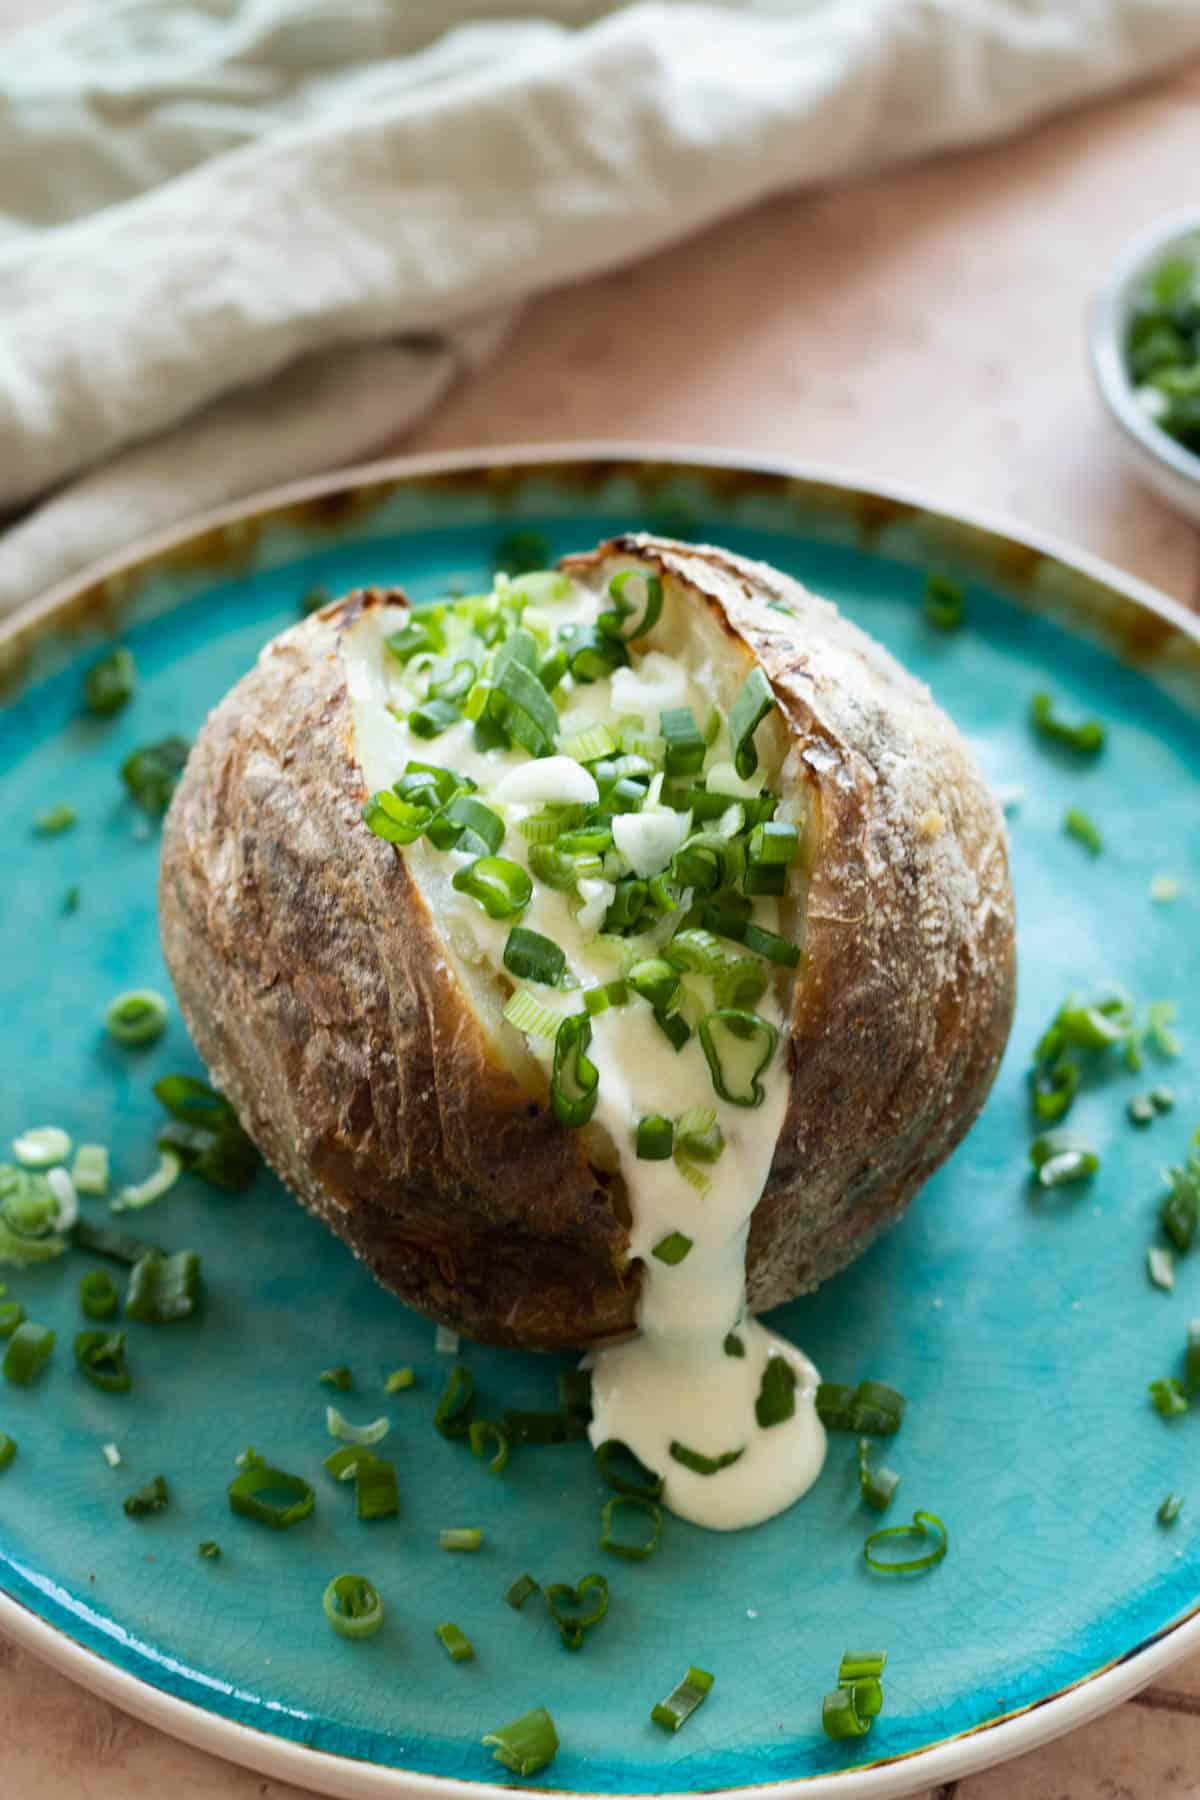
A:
160;535;1016;1360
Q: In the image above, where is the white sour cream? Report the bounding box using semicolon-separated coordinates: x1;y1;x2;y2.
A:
343;571;826;1530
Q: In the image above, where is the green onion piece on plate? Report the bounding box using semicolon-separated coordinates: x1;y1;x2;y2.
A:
434;1363;474;1439
319;1365;353;1390
594;1438;664;1501
599;1494;663;1560
11;1126;71;1169
1158;1492;1184;1526
33;803;76;835
2;1320;54;1384
125;1249;202;1323
123;1474;168;1517
482;1707;559;1777
440;1527;483;1551
436;1621;475;1662
0;1433;15;1471
323;1573;384;1639
651;1665;714;1734
858;1438;900;1511
83;646;137;716
384;1367;415;1393
922;572;965;631
70;1218;162;1265
354;1455;399;1521
1150;1377;1189;1419
72;1145;110;1197
1063;808;1103;855
121;736;190;817
104;988;169;1046
821;1686;872;1741
1029;691;1105;755
325;1405;389;1445
1029;1130;1098;1189
863;1509;948;1574
74;1328;131;1392
505;1573;540;1610
469;1419;510;1473
1148;1246;1176;1292
198;1540;221;1559
112;1149;183;1213
0;1300;24;1338
660;706;706;778
544;1572;608;1650
228;1462;315;1528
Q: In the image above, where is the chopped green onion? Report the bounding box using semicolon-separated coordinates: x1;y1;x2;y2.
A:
756;1356;797;1429
435;1363;475;1439
653;1232;693;1266
228;1461;315;1528
70;1218;161;1265
821;1686;871;1741
441;1527;483;1551
858;1438;900;1511
112;1149;182;1213
83;646;137;716
153;1074;257;1192
326;1405;390;1446
561;724;618;763
582;978;629;1017
355;1455;400;1520
503;927;566;986
1064;809;1103;855
1150;1377;1189;1419
652;1006;691;1051
1148;1246;1176;1292
33;802;76;835
702;906;801;967
74;1328;131;1392
730;668;776;779
198;1539;221;1558
600;569;663;641
1186;1320;1200;1394
103;1443;122;1468
863;1509;948;1574
627;958;681;1010
0;1434;15;1471
482;1707;559;1777
452;855;531;920
124;1249;202;1324
323;1573;384;1639
1029;691;1105;755
670;1440;743;1475
544;1573;608;1650
319;1365;353;1390
1159;1493;1184;1525
594;1439;664;1500
651;1665;714;1733
362;789;435;845
436;1621;475;1661
816;1380;906;1435
12;1126;71;1169
506;1573;541;1609
713;958;769;1011
491;656;561;756
723;1332;745;1358
552;1013;600;1129
387;618;445;663
123;1474;168;1517
675;1107;724;1163
469;1419;510;1473
432;793;509;858
0;1300;24;1338
636;1115;674;1160
72;1144;109;1197
1029;1130;1098;1189
104;988;169;1047
384;1367;415;1393
408;698;463;739
699;1008;778;1107
748;820;798;867
660;707;706;778
502;988;565;1040
63;885;81;914
2;1321;54;1384
121;736;189;816
1129;1088;1174;1126
599;1494;663;1560
922;572;965;631
664;930;726;974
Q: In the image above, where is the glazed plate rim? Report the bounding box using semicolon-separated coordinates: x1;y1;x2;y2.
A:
1;441;1198;1800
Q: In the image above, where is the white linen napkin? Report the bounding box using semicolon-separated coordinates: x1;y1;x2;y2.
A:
2;0;1198;615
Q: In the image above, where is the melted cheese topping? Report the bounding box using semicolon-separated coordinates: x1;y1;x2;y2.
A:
344;570;826;1530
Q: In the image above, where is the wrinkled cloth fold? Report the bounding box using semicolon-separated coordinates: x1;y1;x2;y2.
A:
3;0;1199;614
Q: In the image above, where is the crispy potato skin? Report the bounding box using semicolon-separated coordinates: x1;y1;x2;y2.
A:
160;539;1015;1347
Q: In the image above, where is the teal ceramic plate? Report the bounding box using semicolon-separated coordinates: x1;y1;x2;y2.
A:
1;449;1198;1800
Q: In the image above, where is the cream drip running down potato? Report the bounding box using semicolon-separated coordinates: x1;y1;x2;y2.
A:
159;535;1017;1532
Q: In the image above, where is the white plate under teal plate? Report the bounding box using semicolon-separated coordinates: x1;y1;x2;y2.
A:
1;449;1198;1800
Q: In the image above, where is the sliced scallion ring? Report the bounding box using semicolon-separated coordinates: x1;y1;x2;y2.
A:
452;856;532;920
482;1707;559;1777
599;569;663;641
599;1494;663;1560
551;1013;599;1129
326;1405;390;1446
699;1008;778;1107
105;989;169;1047
651;1665;714;1733
863;1509;948;1574
323;1573;384;1639
228;1462;315;1529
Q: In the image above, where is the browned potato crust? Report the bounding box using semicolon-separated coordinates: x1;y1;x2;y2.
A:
159;536;1015;1349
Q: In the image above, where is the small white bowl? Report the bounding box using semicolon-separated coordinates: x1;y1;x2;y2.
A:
1089;211;1200;523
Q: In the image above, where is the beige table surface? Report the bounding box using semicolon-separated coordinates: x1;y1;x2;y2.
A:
3;6;1200;1798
